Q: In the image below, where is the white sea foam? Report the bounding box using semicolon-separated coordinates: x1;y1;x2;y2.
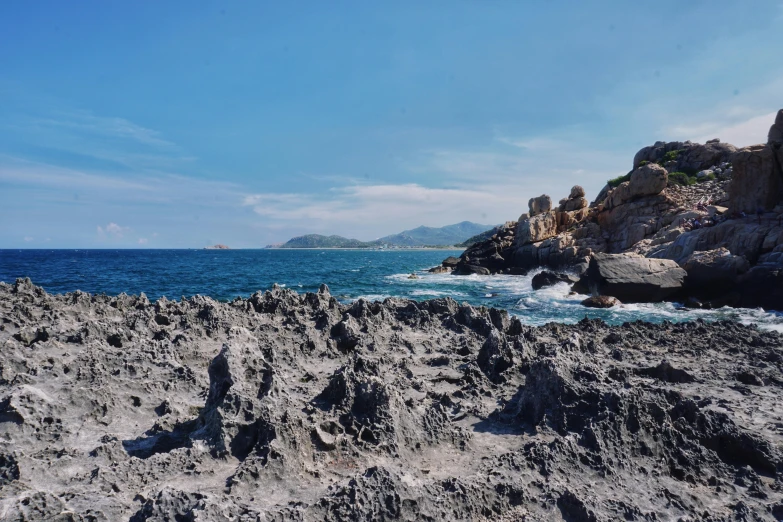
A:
386;266;783;330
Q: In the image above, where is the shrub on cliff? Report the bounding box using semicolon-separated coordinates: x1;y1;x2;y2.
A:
660;149;684;164
668;171;696;186
607;172;632;188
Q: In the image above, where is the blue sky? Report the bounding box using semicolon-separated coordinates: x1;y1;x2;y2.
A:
2;1;782;248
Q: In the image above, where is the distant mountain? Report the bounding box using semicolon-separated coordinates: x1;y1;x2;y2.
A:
375;221;491;247
456;226;502;248
277;234;371;248
271;222;492;249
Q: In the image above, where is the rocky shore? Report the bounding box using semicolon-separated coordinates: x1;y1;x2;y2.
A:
2;279;783;520
441;110;783;311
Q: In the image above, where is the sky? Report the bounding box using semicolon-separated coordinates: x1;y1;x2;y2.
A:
1;1;782;248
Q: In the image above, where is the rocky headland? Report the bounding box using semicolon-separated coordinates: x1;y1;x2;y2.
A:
441;110;783;311
2;279;783;520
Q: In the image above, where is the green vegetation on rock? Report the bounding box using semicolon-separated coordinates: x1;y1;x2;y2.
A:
660;149;683;164
668;172;696;186
607;172;632;188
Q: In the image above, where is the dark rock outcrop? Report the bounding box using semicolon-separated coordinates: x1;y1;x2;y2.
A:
531;270;579;290
574;252;687;302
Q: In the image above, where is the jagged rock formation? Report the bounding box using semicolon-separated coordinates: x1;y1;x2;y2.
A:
1;279;783;520
447;111;783;310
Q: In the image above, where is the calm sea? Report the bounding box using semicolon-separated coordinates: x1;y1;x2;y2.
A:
1;249;781;331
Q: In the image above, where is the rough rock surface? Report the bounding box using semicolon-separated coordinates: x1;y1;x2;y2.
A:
730;144;783;214
574;253;687;302
633;139;737;173
531;271;579;291
580;295;619;308
630;163;668;197
515;211;558;246
682;248;749;297
1;279;783;520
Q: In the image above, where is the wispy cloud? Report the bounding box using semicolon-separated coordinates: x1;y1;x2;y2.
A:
5;104;196;173
23;236;33;242
244;183;521;238
33;109;179;150
0;155;243;206
138;238;148;244
665;110;775;147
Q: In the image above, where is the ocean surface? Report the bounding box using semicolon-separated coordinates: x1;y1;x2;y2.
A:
2;249;782;331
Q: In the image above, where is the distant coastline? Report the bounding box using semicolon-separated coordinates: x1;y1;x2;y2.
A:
267;221;494;250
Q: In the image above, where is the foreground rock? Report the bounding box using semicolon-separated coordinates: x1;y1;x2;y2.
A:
1;278;782;520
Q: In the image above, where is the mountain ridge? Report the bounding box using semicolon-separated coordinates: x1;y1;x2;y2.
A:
268;221;492;248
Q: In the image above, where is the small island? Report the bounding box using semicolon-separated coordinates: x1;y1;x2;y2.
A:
204;244;230;250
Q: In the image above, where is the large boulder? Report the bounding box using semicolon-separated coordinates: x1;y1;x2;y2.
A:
629;163;668;197
633;140;737;173
573;253;687;302
528;195;552;216
682;248;749;298
516;211;557;246
736;263;783;311
729;144;783;213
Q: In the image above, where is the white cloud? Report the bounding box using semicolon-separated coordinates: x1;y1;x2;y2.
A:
245;183;523;238
666;111;775;148
23;236;33;242
138;238;148;244
97;222;129;239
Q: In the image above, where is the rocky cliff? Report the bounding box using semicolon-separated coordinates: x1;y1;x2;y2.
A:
443;110;783;310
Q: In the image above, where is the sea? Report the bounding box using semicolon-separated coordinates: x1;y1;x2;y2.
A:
1;249;782;332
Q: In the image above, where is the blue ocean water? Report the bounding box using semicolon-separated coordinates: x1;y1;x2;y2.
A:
1;249;781;331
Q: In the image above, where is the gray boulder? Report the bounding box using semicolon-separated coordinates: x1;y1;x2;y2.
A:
528;195;552;216
574;253;687;302
682;248;749;295
633;140;737;173
570;185;585;198
730;144;783;213
581;295;620;308
629;163;668;197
